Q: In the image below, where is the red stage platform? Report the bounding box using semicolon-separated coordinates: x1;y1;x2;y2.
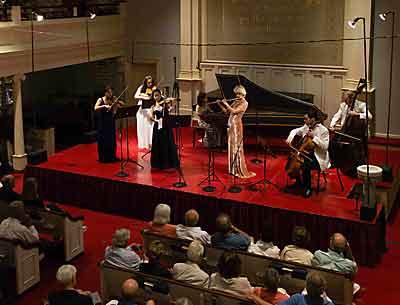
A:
25;128;398;266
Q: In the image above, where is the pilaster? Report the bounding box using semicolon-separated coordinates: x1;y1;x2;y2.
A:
12;74;27;171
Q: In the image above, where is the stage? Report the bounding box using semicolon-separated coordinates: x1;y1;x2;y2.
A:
25;128;399;266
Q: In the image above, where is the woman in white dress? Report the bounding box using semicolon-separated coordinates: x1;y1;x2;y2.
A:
135;75;157;150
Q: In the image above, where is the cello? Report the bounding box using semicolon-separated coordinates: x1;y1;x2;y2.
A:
285;120;319;179
330;79;367;176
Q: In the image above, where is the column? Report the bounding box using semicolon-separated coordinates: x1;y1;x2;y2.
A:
12;74;27;171
178;0;202;114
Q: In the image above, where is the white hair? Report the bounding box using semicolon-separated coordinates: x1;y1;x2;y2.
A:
112;228;131;248
187;241;204;263
56;264;77;286
233;85;246;97
153;203;171;225
176;297;193;305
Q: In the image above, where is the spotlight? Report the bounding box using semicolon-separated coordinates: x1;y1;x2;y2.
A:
32;12;44;22
89;12;96;20
348;17;363;29
379;13;387;21
0;0;7;6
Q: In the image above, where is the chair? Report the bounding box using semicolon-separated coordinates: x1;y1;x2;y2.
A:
316;167;344;194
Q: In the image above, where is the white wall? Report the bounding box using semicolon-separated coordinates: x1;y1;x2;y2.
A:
373;0;400;137
126;0;180;92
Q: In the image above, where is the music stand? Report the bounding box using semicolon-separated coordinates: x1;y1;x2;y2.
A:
248;138;280;192
169;114;192;188
115;105;143;177
198;114;227;192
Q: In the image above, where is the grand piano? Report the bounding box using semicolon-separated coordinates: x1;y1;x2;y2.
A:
205;74;325;136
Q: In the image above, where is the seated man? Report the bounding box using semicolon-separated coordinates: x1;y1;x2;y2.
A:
0;175;21;203
105;228;142;270
248;223;280;258
48;264;94;305
176;209;211;244
209;252;253;296
172;240;209;287
148;203;176;238
279;272;334;305
312;232;359;294
312;233;357;275
280;226;313;265
211;213;251;251
0;200;39;245
106;278;155;305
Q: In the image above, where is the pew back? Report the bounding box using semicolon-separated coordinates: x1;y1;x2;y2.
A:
99;260;253;305
142;230;353;305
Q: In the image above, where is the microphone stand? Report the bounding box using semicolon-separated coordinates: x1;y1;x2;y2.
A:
171;56;187;188
251;109;262;164
228;137;244;193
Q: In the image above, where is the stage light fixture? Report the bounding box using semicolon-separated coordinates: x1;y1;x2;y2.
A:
33;12;44;22
89;12;96;20
379;13;387;21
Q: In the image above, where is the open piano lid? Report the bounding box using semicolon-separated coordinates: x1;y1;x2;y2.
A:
215;74;324;118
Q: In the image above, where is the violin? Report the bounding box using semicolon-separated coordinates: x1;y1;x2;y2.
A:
285;121;319;179
145;85;158;96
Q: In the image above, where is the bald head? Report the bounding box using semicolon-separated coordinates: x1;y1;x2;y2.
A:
216;214;231;234
121;279;139;301
185;209;199;227
330;233;347;253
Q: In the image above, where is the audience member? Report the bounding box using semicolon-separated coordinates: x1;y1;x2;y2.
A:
0;200;39;245
249;268;289;305
172;240;209;287
211;213;251;250
148;203;176;238
0;175;21;203
176;209;211;244
22;177;46;209
105;228;142;270
248;223;280;258
312;232;359;294
140;240;173;279
105;278;155;305
209;252;253;296
312;233;357;275
281;226;313;265
48;265;94;305
175;297;194;305
279;272;334;305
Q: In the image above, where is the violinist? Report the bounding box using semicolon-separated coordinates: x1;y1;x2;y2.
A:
135;75;158;151
329;90;372;131
94;85;124;163
285;110;330;198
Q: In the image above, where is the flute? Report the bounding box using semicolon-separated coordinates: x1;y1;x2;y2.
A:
207;97;240;105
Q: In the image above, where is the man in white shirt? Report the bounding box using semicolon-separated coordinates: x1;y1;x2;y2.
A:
172;241;209;287
0;201;39;245
176;209;211;245
330;90;372;130
286;110;330;198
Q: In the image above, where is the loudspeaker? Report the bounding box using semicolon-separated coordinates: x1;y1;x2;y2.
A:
27;150;47;165
360;205;377;221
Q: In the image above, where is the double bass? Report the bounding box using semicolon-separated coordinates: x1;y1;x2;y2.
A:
330;79;367;176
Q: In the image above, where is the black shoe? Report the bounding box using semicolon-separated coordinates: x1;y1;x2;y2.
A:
304;188;312;198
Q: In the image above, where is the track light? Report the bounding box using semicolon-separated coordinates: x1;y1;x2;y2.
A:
379;13;387;21
348;17;364;29
89;12;96;20
32;12;44;22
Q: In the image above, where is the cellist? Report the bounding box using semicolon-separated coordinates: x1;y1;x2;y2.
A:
329;90;372;131
285;110;330;198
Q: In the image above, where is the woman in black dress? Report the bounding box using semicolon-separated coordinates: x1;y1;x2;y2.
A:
94;86;123;163
150;89;179;169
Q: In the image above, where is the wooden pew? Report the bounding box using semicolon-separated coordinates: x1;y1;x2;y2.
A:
141;229;353;305
0;203;84;261
0;238;40;294
99;260;252;305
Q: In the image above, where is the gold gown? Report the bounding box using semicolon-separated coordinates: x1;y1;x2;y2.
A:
227;99;256;179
